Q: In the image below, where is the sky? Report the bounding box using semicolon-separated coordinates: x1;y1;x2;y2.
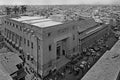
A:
0;0;119;5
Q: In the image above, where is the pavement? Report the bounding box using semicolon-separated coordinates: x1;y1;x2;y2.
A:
81;40;120;80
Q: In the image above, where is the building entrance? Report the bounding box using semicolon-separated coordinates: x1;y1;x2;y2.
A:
56;38;68;59
57;46;61;59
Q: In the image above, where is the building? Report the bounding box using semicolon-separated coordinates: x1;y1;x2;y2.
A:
0;52;25;80
1;15;112;80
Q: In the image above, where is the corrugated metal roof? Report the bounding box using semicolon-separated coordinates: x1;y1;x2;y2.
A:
77;18;98;32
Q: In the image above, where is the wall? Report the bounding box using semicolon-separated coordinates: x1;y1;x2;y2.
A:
41;21;79;76
79;24;110;52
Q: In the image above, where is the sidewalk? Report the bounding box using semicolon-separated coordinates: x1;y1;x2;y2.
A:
81;40;120;80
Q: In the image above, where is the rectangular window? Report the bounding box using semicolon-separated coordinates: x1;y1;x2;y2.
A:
38;45;40;50
27;55;30;60
48;32;51;37
20;26;22;31
19;36;22;46
27;40;29;47
31;42;33;49
73;35;75;40
24;38;26;44
56;46;60;59
7;22;9;25
16;25;18;28
10;22;11;26
12;32;14;41
13;24;14;27
49;45;51;51
73;48;75;52
15;34;17;43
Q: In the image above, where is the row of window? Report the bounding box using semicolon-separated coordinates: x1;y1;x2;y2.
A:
5;28;34;49
4;20;23;31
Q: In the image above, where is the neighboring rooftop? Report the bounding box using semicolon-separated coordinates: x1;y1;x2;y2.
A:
81;40;120;80
11;16;62;28
0;52;23;75
0;51;23;80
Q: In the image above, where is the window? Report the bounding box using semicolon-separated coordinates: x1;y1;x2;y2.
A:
27;55;30;60
73;48;75;52
49;45;51;51
5;21;6;24
27;40;29;47
38;45;40;50
48;32;51;37
57;46;60;59
16;25;18;28
24;38;26;44
31;42;33;49
20;26;22;31
7;22;9;24
73;26;75;30
73;35;75;40
13;24;14;27
19;36;22;46
10;22;11;26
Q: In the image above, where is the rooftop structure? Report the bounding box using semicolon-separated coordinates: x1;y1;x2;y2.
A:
11;16;62;28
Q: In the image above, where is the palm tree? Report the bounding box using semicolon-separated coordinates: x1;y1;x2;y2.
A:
21;5;27;14
5;7;11;15
13;6;19;14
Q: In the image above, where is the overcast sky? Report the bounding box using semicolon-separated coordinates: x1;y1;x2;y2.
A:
0;0;119;5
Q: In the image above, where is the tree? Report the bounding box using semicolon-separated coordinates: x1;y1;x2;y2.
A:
21;5;27;14
13;6;19;14
5;7;11;15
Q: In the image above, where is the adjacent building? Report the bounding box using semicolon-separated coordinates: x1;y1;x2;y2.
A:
0;52;24;80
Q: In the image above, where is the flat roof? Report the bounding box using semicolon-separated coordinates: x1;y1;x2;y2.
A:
0;52;23;74
11;16;62;28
